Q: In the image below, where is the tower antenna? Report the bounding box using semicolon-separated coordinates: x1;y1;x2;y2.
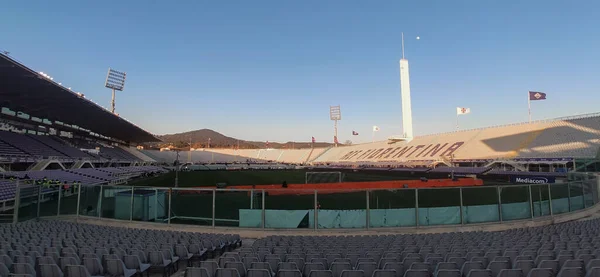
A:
401;32;405;59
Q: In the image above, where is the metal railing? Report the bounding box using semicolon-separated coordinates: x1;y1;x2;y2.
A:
7;172;600;229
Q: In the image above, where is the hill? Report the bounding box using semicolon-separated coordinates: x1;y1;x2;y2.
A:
153;129;337;149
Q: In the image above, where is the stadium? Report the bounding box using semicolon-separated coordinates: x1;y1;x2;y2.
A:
1;45;600;277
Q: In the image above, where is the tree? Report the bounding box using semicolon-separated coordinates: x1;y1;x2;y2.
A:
344;140;352;145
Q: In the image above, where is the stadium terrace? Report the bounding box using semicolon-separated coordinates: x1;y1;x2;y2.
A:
2;51;600;277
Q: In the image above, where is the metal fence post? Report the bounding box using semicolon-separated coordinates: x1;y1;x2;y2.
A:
528;185;534;219
366;190;370;230
167;188;172;225
154;188;158;222
548;184;553;216
583;181;588;208
314;190;318;230
567;183;572;212
250;189;254;210
76;184;82;220
12;180;21;224
129;187;134;221
415;189;419;227
36;186;42;218
497;186;503;222
459;187;464;225
212;189;216;228
98;186;103;218
261;190;265;229
57;187;62;216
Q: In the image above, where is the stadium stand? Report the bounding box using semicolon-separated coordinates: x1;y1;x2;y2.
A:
0;166;167;201
311;114;600;164
182;217;600;277
142;114;600;172
0;221;241;277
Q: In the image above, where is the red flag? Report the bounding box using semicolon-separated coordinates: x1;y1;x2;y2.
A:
334;136;339;144
266;141;269;148
311;136;316;143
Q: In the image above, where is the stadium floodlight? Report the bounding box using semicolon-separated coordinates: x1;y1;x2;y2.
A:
330;106;341;147
104;68;127;114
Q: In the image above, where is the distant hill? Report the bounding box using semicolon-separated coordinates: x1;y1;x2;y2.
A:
151;129;338;149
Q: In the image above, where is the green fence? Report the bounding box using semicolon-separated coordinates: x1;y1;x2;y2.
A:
10;172;600;229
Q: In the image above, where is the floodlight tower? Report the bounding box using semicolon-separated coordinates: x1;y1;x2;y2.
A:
104;68;127;114
330;106;341;147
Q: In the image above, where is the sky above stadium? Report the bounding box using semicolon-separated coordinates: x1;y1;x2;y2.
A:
1;1;599;144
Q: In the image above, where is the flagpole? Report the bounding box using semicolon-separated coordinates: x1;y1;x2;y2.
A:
528;91;531;123
456;113;459;130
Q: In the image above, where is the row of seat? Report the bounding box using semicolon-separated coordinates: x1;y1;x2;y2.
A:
0;221;242;277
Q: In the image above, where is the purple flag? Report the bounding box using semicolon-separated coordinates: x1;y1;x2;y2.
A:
529;91;547;101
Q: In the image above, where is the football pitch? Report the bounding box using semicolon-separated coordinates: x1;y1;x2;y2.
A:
127;169;409;188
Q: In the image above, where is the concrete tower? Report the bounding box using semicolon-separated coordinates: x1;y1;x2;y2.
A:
399;33;414;139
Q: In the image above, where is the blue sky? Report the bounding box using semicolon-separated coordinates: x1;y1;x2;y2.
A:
1;1;599;144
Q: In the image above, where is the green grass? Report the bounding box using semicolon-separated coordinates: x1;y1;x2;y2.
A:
128;170;413;188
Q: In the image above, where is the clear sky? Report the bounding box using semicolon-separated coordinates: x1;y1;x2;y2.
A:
1;1;599;144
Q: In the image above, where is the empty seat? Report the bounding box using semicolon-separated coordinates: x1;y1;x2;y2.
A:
39;264;64;277
558;268;584;277
225;262;247;277
340;270;365;277
373;270;397;277
404;269;430;277
278;270;303;277
527;268;554;277
308;270;334;277
488;261;511;277
247;269;272;277
123;255;150;276
436;270;461;277
186;267;211;277
466;269;492;277
12;263;36;276
497;269;523;277
216;268;242;277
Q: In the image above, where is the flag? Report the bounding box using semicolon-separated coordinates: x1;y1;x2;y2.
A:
311;136;316;143
352;131;359;135
456;107;471;115
266;141;269;148
334;136;339;144
529;91;547;101
373;126;380;132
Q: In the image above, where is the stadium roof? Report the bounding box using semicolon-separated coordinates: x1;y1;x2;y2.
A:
0;53;159;143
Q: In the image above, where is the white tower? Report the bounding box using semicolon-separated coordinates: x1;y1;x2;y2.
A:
399;33;414;139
